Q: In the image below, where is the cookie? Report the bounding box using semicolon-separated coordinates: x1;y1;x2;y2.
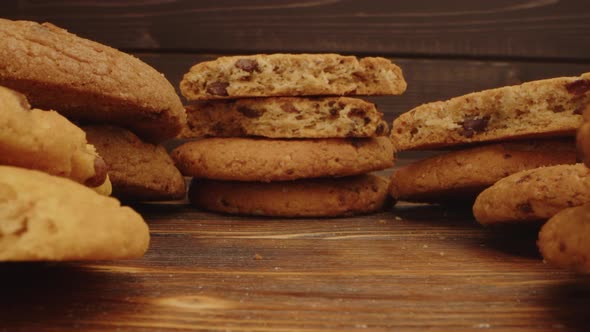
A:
180;54;407;100
84;126;186;201
189;174;390;217
390;139;576;203
172;137;394;182
391;74;590;150
0;85;108;190
473;164;590;225
538;204;590;273
0;18;186;142
0;166;149;261
180;97;388;139
576;104;590;167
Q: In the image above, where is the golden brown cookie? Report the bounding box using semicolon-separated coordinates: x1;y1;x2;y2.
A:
189;174;390;217
180;54;406;100
0;166;149;261
390;139;576;203
172;137;394;182
84;126;186;201
473;164;590;225
180;97;388;139
392;74;590;150
0;85;108;191
0;18;186;141
538;204;590;273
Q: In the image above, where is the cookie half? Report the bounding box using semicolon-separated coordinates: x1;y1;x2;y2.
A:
84;126;186;201
391;74;590;150
180;97;388;139
391;139;576;203
0;85;108;190
0;166;149;261
538;204;590;273
180;54;406;100
473;164;590;225
189;174;390;217
172;137;394;182
0;19;186;141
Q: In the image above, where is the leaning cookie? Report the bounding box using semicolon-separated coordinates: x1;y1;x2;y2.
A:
180;97;388;139
0;166;149;261
0;85;108;191
0;18;186;141
473;164;590;225
538;204;590;273
84;126;186;201
189;174;390;217
391;139;576;203
180;54;406;100
172;137;394;182
392;73;590;150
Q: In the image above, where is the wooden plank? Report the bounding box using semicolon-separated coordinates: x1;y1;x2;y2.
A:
136;53;590;124
2;0;590;59
0;205;588;331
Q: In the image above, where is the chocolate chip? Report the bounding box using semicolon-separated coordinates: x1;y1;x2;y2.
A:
206;81;230;96
516;174;532;184
551;105;566;113
410;127;419;136
280;103;299;114
517;202;533;214
459;115;491;138
237;106;264;118
85;156;108;187
375;123;386;135
504;153;512;159
574;105;585;115
235;59;259;73
329;108;340;118
566;80;590;95
348;108;367;119
327;101;337;108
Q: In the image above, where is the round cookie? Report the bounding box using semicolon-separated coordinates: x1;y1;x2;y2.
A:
391;139;576;203
0;18;186;142
473;164;590;225
0;85;108;191
391;73;590;150
0;166;149;261
538;204;590;273
172;137;394;182
180;54;406;100
189;174;390;217
84;126;186;201
180;97;389;139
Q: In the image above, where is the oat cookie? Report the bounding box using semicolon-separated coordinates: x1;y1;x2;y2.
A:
172;137;394;182
391;139;576;203
189;174;390;217
85;126;186;201
0;85;108;190
180;54;406;100
473;164;590;225
391;74;590;150
0;166;149;261
0;18;186;141
538;204;590;273
180;97;388;139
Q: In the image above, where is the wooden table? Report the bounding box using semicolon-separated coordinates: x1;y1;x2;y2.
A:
2;1;590;331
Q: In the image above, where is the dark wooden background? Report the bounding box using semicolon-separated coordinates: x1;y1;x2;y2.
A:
2;1;590;331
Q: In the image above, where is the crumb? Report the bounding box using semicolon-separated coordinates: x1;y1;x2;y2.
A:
378;219;386;224
423;244;429;248
254;253;263;260
394;216;402;221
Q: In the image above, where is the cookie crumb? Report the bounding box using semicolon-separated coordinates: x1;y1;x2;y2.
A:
394;216;402;221
254;253;263;260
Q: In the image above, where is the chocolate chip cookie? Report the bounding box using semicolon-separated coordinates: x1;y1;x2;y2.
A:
0;18;186;142
473;164;590;225
180;97;388;139
189;174;390;217
172;137;394;182
180;54;406;100
0;166;149;261
84;126;186;201
392;74;590;150
390;139;576;203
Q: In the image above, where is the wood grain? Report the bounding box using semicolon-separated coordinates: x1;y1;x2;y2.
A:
1;204;588;331
2;0;590;59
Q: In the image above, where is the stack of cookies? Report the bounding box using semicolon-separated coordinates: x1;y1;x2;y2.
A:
172;54;407;217
390;74;590;222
